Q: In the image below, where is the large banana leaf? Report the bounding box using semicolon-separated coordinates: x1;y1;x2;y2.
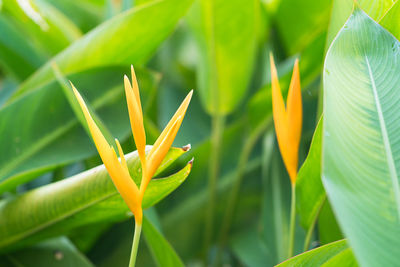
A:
276;240;356;266
12;0;194;99
323;8;400;266
187;0;259;115
0;147;192;252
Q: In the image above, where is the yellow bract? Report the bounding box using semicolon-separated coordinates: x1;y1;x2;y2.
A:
72;66;192;224
270;54;302;184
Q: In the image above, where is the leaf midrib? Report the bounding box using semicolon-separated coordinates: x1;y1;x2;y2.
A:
0;186;119;248
365;56;400;220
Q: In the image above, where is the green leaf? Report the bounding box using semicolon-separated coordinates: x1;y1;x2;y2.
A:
276;240;357;266
326;0;395;46
1;237;94;267
0;0;81;56
230;229;271;267
296;118;324;230
0;147;192;252
318;201;343;245
51;63;114;144
187;0;259;115
379;1;400;40
143;216;184;267
276;0;332;54
41;0;103;33
12;0;194;100
323;8;400;267
0;16;45;80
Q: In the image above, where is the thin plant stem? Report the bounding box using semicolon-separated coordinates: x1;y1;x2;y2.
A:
129;220;142;267
303;195;326;251
288;184;296;258
217;119;272;259
303;215;315;252
204;114;225;259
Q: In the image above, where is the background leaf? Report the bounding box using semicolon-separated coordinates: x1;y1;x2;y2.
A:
12;0;194;99
0;237;94;267
143;215;184;267
187;0;259;115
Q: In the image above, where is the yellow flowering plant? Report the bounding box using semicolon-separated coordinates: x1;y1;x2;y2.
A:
270;54;302;258
71;66;192;267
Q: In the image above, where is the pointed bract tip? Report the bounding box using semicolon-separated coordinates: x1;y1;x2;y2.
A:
187;90;194;101
188;157;194;166
182;144;191;152
269;52;274;62
70;82;79;95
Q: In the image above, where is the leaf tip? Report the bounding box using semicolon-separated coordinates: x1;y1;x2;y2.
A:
182;144;191;152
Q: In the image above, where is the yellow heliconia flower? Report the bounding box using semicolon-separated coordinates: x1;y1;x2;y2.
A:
72;66;192;224
270;54;302;185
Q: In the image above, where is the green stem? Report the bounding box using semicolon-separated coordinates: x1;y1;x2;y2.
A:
288;184;296;258
129;220;142;267
217;119;272;252
303;217;314;252
303;195;326;251
204;114;225;259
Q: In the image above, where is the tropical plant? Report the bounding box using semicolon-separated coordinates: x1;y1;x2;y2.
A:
0;0;399;266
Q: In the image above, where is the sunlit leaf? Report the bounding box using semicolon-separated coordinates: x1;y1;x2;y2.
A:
0;147;191;252
323;8;400;266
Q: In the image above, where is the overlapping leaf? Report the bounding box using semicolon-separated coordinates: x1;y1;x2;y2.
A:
0;147;191;252
323;8;400;267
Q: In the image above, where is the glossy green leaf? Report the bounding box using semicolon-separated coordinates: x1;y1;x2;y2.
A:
318;201;343;245
0;147;192;252
296;118;324;230
276;0;332;54
0;16;45;80
326;0;395;46
1;237;94;267
323;8;400;267
0;67;156;194
12;0;194;99
379;1;400;40
276;240;356;266
42;0;103;33
0;0;81;56
143;216;184;267
187;0;259;115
